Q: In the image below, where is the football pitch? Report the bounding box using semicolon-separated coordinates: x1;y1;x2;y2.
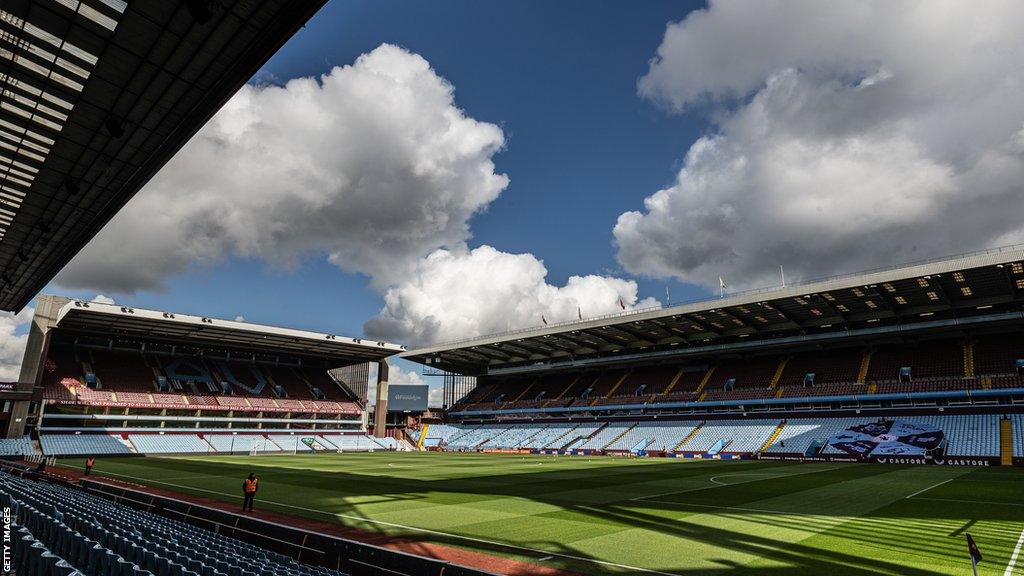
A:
60;452;1024;575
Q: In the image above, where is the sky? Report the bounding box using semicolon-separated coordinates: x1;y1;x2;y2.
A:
4;1;1024;404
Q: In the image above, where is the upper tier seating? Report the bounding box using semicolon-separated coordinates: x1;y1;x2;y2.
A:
867;340;964;382
708;357;780;390
0;470;347;576
777;349;863;388
40;434;132;456
41;346;360;415
973;333;1024;376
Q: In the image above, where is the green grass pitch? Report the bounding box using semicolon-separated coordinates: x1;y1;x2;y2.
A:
59;453;1024;575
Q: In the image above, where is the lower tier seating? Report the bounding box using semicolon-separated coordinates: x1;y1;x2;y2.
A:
40;434;132;456
0;470;345;576
127;434;211;454
0;436;34;457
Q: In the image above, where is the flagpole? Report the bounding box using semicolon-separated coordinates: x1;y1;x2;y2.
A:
780;265;786;287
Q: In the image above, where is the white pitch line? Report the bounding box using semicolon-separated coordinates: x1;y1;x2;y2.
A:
1006;526;1024;576
909;497;1024;508
904;478;954;500
630;465;844;502
91;470;685;576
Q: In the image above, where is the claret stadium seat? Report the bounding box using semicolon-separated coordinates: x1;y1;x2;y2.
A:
0;470;348;576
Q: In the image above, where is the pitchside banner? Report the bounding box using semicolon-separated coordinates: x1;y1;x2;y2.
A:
387;384;428;412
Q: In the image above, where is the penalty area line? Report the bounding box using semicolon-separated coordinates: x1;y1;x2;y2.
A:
91;470;684;576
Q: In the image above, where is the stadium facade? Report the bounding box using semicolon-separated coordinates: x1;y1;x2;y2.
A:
403;245;1024;465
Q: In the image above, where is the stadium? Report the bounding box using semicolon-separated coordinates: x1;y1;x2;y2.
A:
1;1;1023;576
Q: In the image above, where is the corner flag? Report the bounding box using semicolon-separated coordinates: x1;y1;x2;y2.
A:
966;533;982;575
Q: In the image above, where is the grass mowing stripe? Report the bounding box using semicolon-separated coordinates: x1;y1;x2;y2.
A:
904;477;955;499
629;464;844;501
1006;527;1024;576
86;469;687;576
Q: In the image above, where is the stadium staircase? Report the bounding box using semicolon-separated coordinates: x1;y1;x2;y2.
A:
964;343;975;377
601;371;632;399
673;422;704;451
660;367;686;395
554;375;581;400
417;424;429;450
769;359;788;389
857;351;872;383
758;421;787;453
694;367;716;397
1001;418;1013;466
510;379;536;402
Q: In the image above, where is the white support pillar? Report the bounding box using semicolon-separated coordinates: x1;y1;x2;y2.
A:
374;360;388;438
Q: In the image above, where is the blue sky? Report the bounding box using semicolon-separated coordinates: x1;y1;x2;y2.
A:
47;1;710;334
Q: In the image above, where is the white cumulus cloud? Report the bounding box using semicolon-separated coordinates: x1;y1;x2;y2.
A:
56;43;508;293
0;307;34;381
618;0;1024;290
90;295;115;305
365;245;660;346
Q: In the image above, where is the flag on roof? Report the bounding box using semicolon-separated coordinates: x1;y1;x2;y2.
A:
541;315;548;325
618;298;626;310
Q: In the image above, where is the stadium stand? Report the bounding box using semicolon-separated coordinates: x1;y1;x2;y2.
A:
0;470;346;576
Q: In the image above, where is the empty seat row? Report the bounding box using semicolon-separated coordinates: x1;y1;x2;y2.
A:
0;470;347;576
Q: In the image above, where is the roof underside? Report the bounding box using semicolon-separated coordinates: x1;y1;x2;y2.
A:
54;300;401;365
0;0;326;311
403;247;1024;375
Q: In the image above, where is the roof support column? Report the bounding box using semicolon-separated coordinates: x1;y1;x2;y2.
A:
374;360;388;438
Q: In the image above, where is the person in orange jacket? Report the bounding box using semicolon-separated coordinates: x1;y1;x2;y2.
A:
242;472;259;512
84;457;95;476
